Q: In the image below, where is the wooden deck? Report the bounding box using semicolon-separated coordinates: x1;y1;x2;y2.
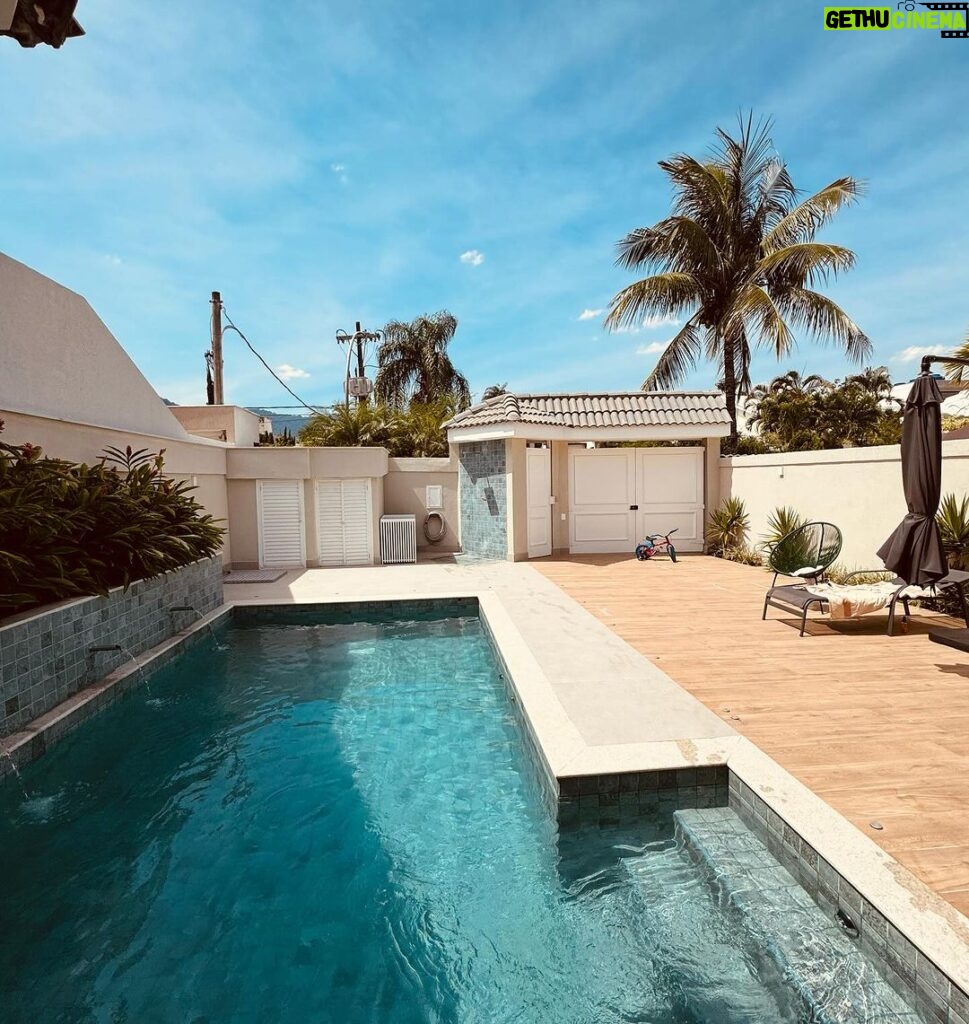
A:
533;554;969;919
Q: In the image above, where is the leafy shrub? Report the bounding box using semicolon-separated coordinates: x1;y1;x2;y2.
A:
0;425;224;618
825;565;894;586
762;506;805;550
298;399;455;457
726;544;764;566
937;493;969;571
733;434;775;455
706;497;749;557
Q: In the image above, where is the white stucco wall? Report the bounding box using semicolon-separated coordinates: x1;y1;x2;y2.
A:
384;456;460;552
721;440;969;568
170;406;262;446
0;252;188;439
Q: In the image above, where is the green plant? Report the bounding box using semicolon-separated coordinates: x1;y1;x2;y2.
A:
725;544;763;566
605;113;869;450
763;506;806;549
0;428;224;618
937;493;969;571
825;564;894;585
743;368;901;453
706;497;749;556
375;310;471;410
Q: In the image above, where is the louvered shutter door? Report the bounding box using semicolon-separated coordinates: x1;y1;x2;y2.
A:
315;479;372;566
315;480;346;566
340;480;371;565
258;481;305;567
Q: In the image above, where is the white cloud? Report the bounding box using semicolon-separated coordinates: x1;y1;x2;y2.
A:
612;315;681;335
460;249;484;266
578;308;603;321
330;163;348;184
893;345;947;363
277;364;310;380
642;314;680;329
103;254;123;266
636;341;668;356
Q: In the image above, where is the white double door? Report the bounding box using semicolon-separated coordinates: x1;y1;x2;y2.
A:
568;447;705;554
315;479;373;566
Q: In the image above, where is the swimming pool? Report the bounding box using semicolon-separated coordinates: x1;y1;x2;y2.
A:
0;611;911;1022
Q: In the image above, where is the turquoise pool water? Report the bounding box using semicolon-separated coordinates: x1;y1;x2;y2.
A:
0;614;809;1023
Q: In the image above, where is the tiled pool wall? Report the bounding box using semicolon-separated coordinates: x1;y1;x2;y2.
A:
556;766;729;828
0;556;223;738
458;440;508;560
476;606;559;819
0;606;234;775
729;772;969;1024
232;597;479;626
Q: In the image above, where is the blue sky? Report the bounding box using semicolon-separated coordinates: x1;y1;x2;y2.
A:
2;0;968;409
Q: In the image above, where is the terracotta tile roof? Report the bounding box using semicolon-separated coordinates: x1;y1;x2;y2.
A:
445;391;730;430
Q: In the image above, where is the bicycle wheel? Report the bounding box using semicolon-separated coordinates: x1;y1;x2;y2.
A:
668;545;677;563
635;544;649;561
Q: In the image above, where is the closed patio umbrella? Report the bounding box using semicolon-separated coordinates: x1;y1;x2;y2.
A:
876;373;947;586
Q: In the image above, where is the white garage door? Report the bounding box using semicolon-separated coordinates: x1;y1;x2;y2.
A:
316;479;373;566
258;480;306;568
569;448;704;554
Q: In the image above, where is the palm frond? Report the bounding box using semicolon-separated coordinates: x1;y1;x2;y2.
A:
774;289;872;362
757;242;856;286
763;177;866;249
605;272;701;332
616;217;721;274
642;318;704;391
944;335;969;386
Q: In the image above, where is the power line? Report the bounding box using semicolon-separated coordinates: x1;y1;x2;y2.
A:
219;303;324;416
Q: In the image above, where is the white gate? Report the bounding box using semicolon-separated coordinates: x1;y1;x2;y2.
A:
568;449;637;554
257;480;306;568
316;479;373;566
526;446;552;558
635;448;704;551
569;448;704;554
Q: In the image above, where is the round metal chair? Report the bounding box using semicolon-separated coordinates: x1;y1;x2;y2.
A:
763;522;844;636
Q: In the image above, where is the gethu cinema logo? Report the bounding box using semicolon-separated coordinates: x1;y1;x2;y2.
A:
824;2;969;33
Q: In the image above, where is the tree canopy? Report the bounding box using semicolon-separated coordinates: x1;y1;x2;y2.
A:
742;367;900;452
606;114;869;449
375;311;471;410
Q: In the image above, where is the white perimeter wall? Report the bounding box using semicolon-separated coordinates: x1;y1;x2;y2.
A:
0;252;189;439
721;439;969;568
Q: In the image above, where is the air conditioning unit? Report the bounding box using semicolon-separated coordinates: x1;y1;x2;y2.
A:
346;376;373;398
380;514;417;564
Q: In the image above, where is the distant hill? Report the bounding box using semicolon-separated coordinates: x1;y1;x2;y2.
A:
246;408;315;438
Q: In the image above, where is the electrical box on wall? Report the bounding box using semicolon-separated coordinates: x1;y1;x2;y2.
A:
426;485;443;509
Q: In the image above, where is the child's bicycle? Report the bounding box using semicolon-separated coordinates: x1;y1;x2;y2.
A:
635;528;678;563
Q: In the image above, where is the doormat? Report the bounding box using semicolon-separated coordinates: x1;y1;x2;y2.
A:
224;569;287;583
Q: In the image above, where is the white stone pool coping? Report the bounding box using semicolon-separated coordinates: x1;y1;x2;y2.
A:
2;559;967;1000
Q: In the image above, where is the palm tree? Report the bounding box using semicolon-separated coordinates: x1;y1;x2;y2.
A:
744;370;830;428
482;383;508;401
843;365;892;396
605;114;870;450
388;399;455;457
375;311;472;411
298;402;394;447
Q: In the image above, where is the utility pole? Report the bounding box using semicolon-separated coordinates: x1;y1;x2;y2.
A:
211;291;225;405
335;321;381;407
354;321;367;405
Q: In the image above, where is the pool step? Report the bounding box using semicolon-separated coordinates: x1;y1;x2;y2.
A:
671;807;923;1024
